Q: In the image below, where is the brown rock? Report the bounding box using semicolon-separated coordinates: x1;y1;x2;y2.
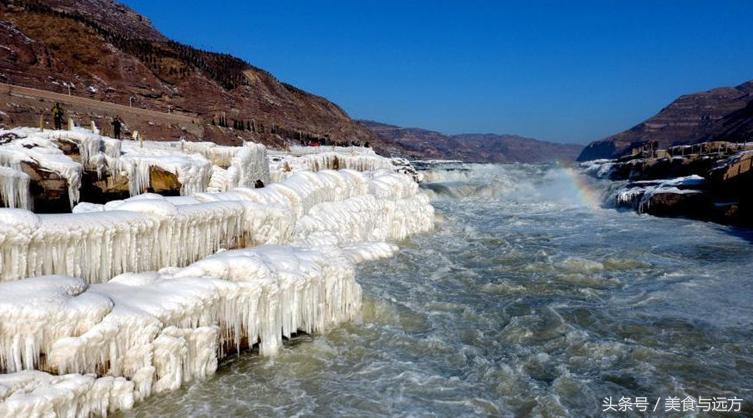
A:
639;191;712;220
79;166;182;203
710;151;753;183
579;80;753;161
148;166;181;195
80;169;130;203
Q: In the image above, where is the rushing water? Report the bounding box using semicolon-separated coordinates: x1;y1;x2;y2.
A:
122;164;753;417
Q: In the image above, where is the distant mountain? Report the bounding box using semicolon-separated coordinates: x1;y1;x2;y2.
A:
0;0;375;147
579;80;753;161
359;120;582;163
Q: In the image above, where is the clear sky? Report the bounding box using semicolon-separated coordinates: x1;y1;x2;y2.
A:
120;0;753;144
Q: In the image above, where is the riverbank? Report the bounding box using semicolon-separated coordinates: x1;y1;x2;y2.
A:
581;141;753;226
0;128;435;417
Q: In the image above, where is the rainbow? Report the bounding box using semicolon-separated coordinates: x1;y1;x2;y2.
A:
561;166;603;210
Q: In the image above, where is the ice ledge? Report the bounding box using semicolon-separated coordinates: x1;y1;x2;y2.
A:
0;243;401;417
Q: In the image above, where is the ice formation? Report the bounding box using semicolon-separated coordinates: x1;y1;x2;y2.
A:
269;146;394;182
0;201;244;283
0;129;85;206
1;168;432;283
0;243;400;416
184;141;270;190
579;159;615;179
119;140;271;193
0;167;30;210
116;141;213;196
0;371;135;417
611;175;706;210
0;137;435;416
0;276;112;373
0;128;271;207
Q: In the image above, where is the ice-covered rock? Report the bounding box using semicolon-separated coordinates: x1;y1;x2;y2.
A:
0;201;243;283
0;130;83;206
579;159;615;179
608;175;710;220
269;146;394;182
115;142;213;196
126;140;270;193
2;167;433;283
0;128;273;208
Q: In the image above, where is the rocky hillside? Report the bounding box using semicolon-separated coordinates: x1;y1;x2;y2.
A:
0;0;375;147
578;79;753;161
360;120;582;163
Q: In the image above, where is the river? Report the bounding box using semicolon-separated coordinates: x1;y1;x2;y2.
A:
121;163;753;417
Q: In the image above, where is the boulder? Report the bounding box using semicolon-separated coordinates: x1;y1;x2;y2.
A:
639;190;713;220
149;166;182;195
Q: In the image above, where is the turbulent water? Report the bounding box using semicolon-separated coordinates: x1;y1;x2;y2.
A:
121;164;753;417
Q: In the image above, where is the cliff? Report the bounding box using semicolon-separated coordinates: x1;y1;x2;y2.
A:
579;79;753;161
584;140;753;226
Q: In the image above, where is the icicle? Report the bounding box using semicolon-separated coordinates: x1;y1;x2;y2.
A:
0;276;113;373
0;167;30;209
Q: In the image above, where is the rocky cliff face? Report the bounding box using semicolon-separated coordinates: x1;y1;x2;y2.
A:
360;120;583;163
0;0;375;147
585;141;753;226
579;80;753;161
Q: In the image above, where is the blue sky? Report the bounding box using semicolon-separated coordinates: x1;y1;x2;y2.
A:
121;0;753;144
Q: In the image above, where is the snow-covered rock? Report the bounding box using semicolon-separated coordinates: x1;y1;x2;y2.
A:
0;130;84;206
609;175;706;213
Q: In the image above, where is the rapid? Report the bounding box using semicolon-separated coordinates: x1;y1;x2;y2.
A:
121;163;753;417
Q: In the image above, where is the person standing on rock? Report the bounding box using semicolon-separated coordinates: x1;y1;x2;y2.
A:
111;116;122;139
51;102;64;130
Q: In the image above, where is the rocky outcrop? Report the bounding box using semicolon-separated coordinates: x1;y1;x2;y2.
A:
639;189;712;220
579;80;753;161
709;150;753;183
359;120;583;162
589;141;753;226
80;166;181;203
587;141;753;181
